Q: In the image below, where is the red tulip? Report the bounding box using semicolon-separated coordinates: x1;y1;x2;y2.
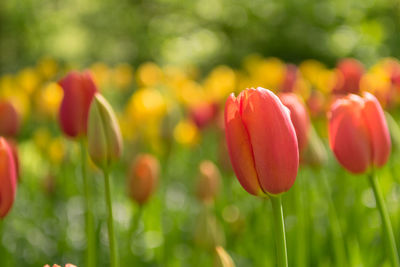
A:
224;88;299;195
0;100;20;138
128;154;159;205
279;93;310;153
196;160;221;203
189;102;219;129
332;58;364;94
328;92;391;174
58;71;97;138
0;137;17;218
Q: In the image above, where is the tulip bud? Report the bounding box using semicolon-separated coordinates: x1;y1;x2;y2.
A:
196;160;221;204
214;246;236;267
332;58;364;94
87;93;123;169
279;93;310;154
224;88;299;196
6;139;20;179
0;100;20;138
128;154;159;205
0;137;17;219
328;92;390;174
58;71;97;138
280;64;298;93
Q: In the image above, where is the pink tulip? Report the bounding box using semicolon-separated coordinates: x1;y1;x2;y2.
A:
332;58;364;94
328;92;391;173
58;71;97;138
279;93;310;153
224;88;299;195
0;137;17;218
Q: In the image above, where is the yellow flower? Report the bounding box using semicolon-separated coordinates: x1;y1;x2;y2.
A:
90;62;110;89
112;63;134;89
245;57;285;91
37;57;58;80
0;88;30;120
17;68;41;95
203;65;236;102
36;82;63;118
136;62;163;87
126;88;166;122
173;120;199;146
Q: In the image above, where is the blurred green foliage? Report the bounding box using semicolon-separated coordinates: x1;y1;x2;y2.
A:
1;0;400;73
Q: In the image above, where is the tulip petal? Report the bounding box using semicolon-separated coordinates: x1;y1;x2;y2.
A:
224;94;263;196
362;92;391;167
328;96;371;173
241;88;299;195
0;138;17;218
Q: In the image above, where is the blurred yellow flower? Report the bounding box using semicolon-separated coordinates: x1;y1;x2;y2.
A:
245;57;285;91
90;62;110;89
0;88;30;120
37;57;58;80
136;62;163;87
126;88;167;121
179;80;205;106
0;75;15;94
173;120;199;146
17;68;41;95
36;82;63;118
113;63;134;89
299;60;335;93
203;65;236;102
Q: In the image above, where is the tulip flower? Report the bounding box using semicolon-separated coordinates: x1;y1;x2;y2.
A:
128;154;159;206
0;100;20;138
332;58;364;94
328;92;390;174
0;138;17;219
224;87;299;267
189;102;219;129
58;71;97;138
279;93;310;154
87;93;122;267
328;92;399;267
224;88;299;195
196;160;221;204
87;93;123;169
280;64;298;92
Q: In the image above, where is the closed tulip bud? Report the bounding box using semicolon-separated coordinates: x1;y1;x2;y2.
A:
224;88;299;196
0;137;17;219
58;71;97;138
280;64;298;93
6;139;20;179
214;246;236;267
279;93;310;153
0;100;20;138
196;160;221;204
87;93;123;169
328;92;391;174
128;154;159;205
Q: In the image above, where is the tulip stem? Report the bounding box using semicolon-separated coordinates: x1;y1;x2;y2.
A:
368;172;400;267
103;168;119;267
270;195;288;267
80;140;95;267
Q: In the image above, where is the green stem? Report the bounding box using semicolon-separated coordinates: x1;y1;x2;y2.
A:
103;168;119;267
368;171;400;267
80;140;95;267
129;205;144;241
270;195;288;267
294;174;306;267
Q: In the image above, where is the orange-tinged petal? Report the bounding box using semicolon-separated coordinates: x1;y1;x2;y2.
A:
328;95;371;173
241;88;299;194
362;92;391;167
224;93;262;196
